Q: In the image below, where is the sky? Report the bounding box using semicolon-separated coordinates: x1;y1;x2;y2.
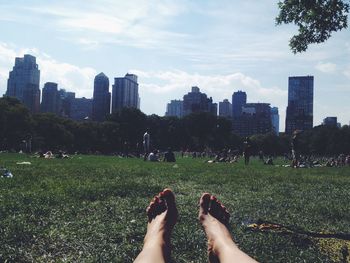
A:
0;0;349;131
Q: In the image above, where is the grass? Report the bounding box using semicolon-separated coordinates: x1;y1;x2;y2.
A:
1;153;350;262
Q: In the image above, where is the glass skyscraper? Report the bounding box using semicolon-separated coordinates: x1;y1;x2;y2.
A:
92;72;111;121
70;97;92;121
6;54;40;113
232;91;247;117
285;76;314;134
41;82;59;114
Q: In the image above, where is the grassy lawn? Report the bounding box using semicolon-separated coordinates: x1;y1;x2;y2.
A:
1;153;350;262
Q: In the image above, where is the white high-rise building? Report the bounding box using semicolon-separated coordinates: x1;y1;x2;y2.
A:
166;100;183;118
112;73;140;112
219;99;232;118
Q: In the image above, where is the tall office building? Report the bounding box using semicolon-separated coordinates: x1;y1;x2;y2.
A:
112;73;140;113
232;91;247;117
270;107;279;135
285;76;314;134
323;117;337;127
219;99;232;118
57;89;75;117
183;86;217;116
232;103;272;137
166;100;183;118
41;82;59;114
6;54;41;113
92;72;111;121
70;97;92;121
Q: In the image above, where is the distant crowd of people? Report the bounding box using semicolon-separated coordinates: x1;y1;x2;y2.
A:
2;129;350;168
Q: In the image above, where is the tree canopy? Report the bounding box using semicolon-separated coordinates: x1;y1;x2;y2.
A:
1;97;350;156
276;0;349;53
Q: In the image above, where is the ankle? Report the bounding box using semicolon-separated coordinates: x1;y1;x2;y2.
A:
142;236;172;260
212;239;238;258
210;235;236;254
144;231;171;247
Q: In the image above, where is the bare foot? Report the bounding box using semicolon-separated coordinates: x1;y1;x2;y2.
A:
199;193;232;262
134;189;178;263
145;188;178;244
199;193;258;263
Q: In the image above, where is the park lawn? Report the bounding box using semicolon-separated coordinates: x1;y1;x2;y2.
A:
0;153;349;263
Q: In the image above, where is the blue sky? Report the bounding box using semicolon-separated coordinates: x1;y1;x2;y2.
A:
0;0;349;130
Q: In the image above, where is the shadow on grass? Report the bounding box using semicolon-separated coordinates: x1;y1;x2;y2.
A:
66;181;161;201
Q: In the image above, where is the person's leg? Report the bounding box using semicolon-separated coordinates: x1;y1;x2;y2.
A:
199;193;258;263
134;189;178;263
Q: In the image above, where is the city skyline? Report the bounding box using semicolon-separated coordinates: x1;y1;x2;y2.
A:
1;53;344;130
0;1;349;130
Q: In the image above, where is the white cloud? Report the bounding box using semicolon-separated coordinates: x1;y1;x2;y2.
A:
133;69;287;118
0;43;96;98
343;66;350;79
136;69;285;97
10;1;190;50
58;13;125;34
38;58;96;98
0;43;17;62
315;62;337;73
0;43;17;95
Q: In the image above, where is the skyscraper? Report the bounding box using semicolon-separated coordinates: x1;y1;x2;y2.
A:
232;103;272;137
57;89;75;117
270;107;279;135
112;73;140;113
232;91;246;117
183;86;217;116
323;117;337;127
6;54;40;113
219;99;232;118
285;76;314;134
92;72;111;121
166;100;183;118
41;82;59;114
70;97;92;121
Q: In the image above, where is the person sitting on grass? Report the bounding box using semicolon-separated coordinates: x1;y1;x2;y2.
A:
148;149;159;162
44;151;54;159
346;155;350;166
264;156;274;165
134;189;258;263
163;148;176;162
57;151;69;159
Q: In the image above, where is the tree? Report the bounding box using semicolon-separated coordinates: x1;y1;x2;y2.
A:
183;112;218;150
107;108;147;150
33;113;74;151
250;133;283;156
0;97;33;150
276;0;349;53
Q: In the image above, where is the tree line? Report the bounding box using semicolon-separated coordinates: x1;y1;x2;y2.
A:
1;97;349;156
